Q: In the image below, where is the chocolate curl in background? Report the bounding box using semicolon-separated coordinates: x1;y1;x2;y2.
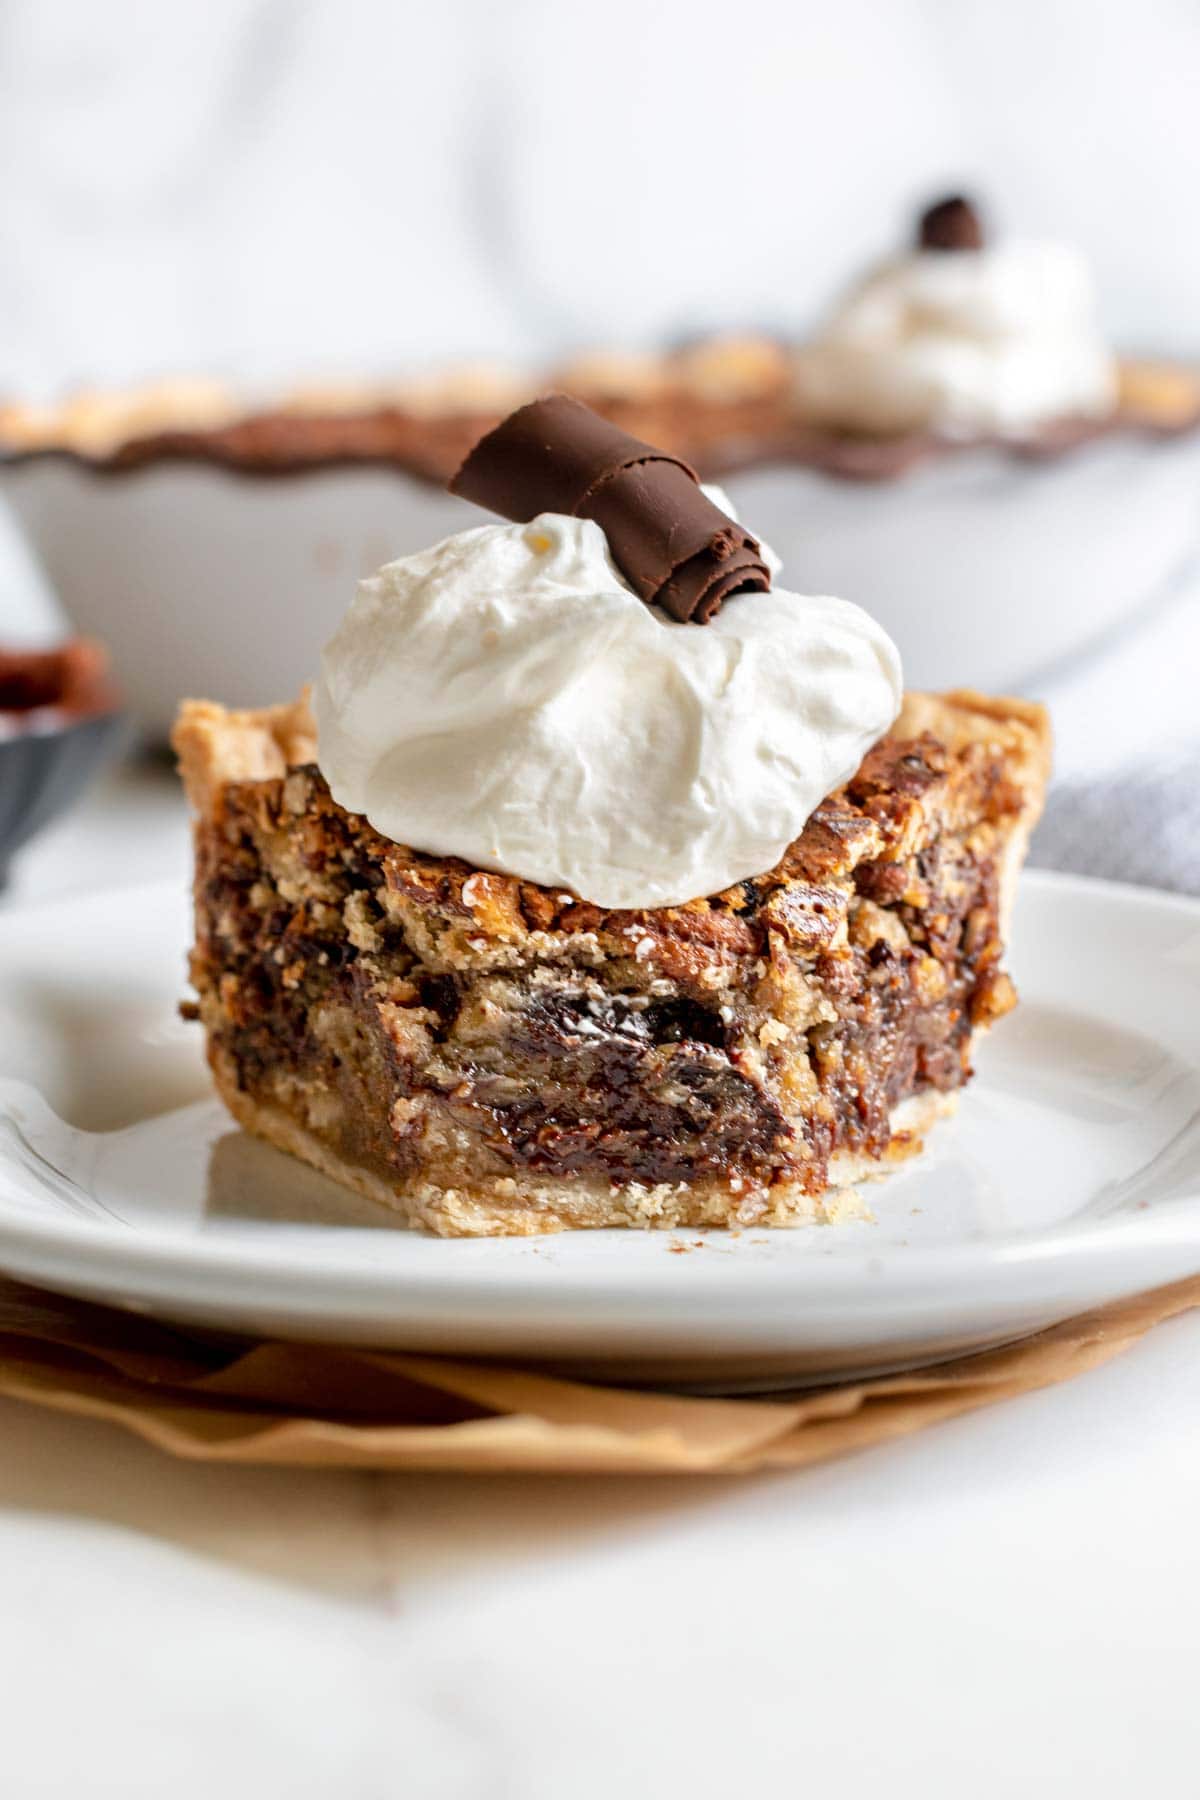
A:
450;393;771;624
917;194;985;253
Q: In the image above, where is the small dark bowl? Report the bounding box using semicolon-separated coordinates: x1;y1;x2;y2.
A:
0;641;127;890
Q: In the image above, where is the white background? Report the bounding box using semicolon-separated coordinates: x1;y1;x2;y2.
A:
1;0;1198;394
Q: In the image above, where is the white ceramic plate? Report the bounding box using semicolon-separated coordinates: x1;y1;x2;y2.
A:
0;870;1199;1389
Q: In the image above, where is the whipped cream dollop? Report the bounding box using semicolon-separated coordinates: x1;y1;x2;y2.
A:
794;241;1117;438
314;489;901;910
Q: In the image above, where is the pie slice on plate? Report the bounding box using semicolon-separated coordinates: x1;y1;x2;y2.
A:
174;687;1049;1236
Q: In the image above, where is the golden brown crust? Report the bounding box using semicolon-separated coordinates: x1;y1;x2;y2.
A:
173;691;317;818
1117;358;1200;431
0;378;242;459
5;353;1196;476
894;688;1051;935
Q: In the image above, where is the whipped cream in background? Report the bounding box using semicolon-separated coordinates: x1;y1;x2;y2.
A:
315;488;902;910
794;241;1118;438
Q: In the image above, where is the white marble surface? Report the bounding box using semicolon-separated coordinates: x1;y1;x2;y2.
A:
1;763;1199;1796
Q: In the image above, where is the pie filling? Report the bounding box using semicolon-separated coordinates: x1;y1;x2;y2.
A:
185;710;1035;1230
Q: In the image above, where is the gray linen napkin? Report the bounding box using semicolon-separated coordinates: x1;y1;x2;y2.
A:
1026;558;1200;895
1032;752;1200;895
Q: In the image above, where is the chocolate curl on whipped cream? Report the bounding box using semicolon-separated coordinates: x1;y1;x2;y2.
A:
918;194;984;252
450;393;771;623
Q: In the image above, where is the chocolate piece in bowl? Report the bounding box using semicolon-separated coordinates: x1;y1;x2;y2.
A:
0;638;114;717
0;639;126;887
173;401;1049;1235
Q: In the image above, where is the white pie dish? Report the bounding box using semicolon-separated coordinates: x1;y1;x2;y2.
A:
4;426;1199;736
0;868;1198;1389
0;459;480;738
722;428;1200;692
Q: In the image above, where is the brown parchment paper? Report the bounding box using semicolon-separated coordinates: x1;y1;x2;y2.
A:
0;1275;1196;1475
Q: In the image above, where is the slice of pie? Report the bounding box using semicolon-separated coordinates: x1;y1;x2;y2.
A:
173;687;1049;1236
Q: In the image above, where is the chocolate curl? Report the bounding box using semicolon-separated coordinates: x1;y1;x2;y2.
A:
450;393;771;624
917;194;985;252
